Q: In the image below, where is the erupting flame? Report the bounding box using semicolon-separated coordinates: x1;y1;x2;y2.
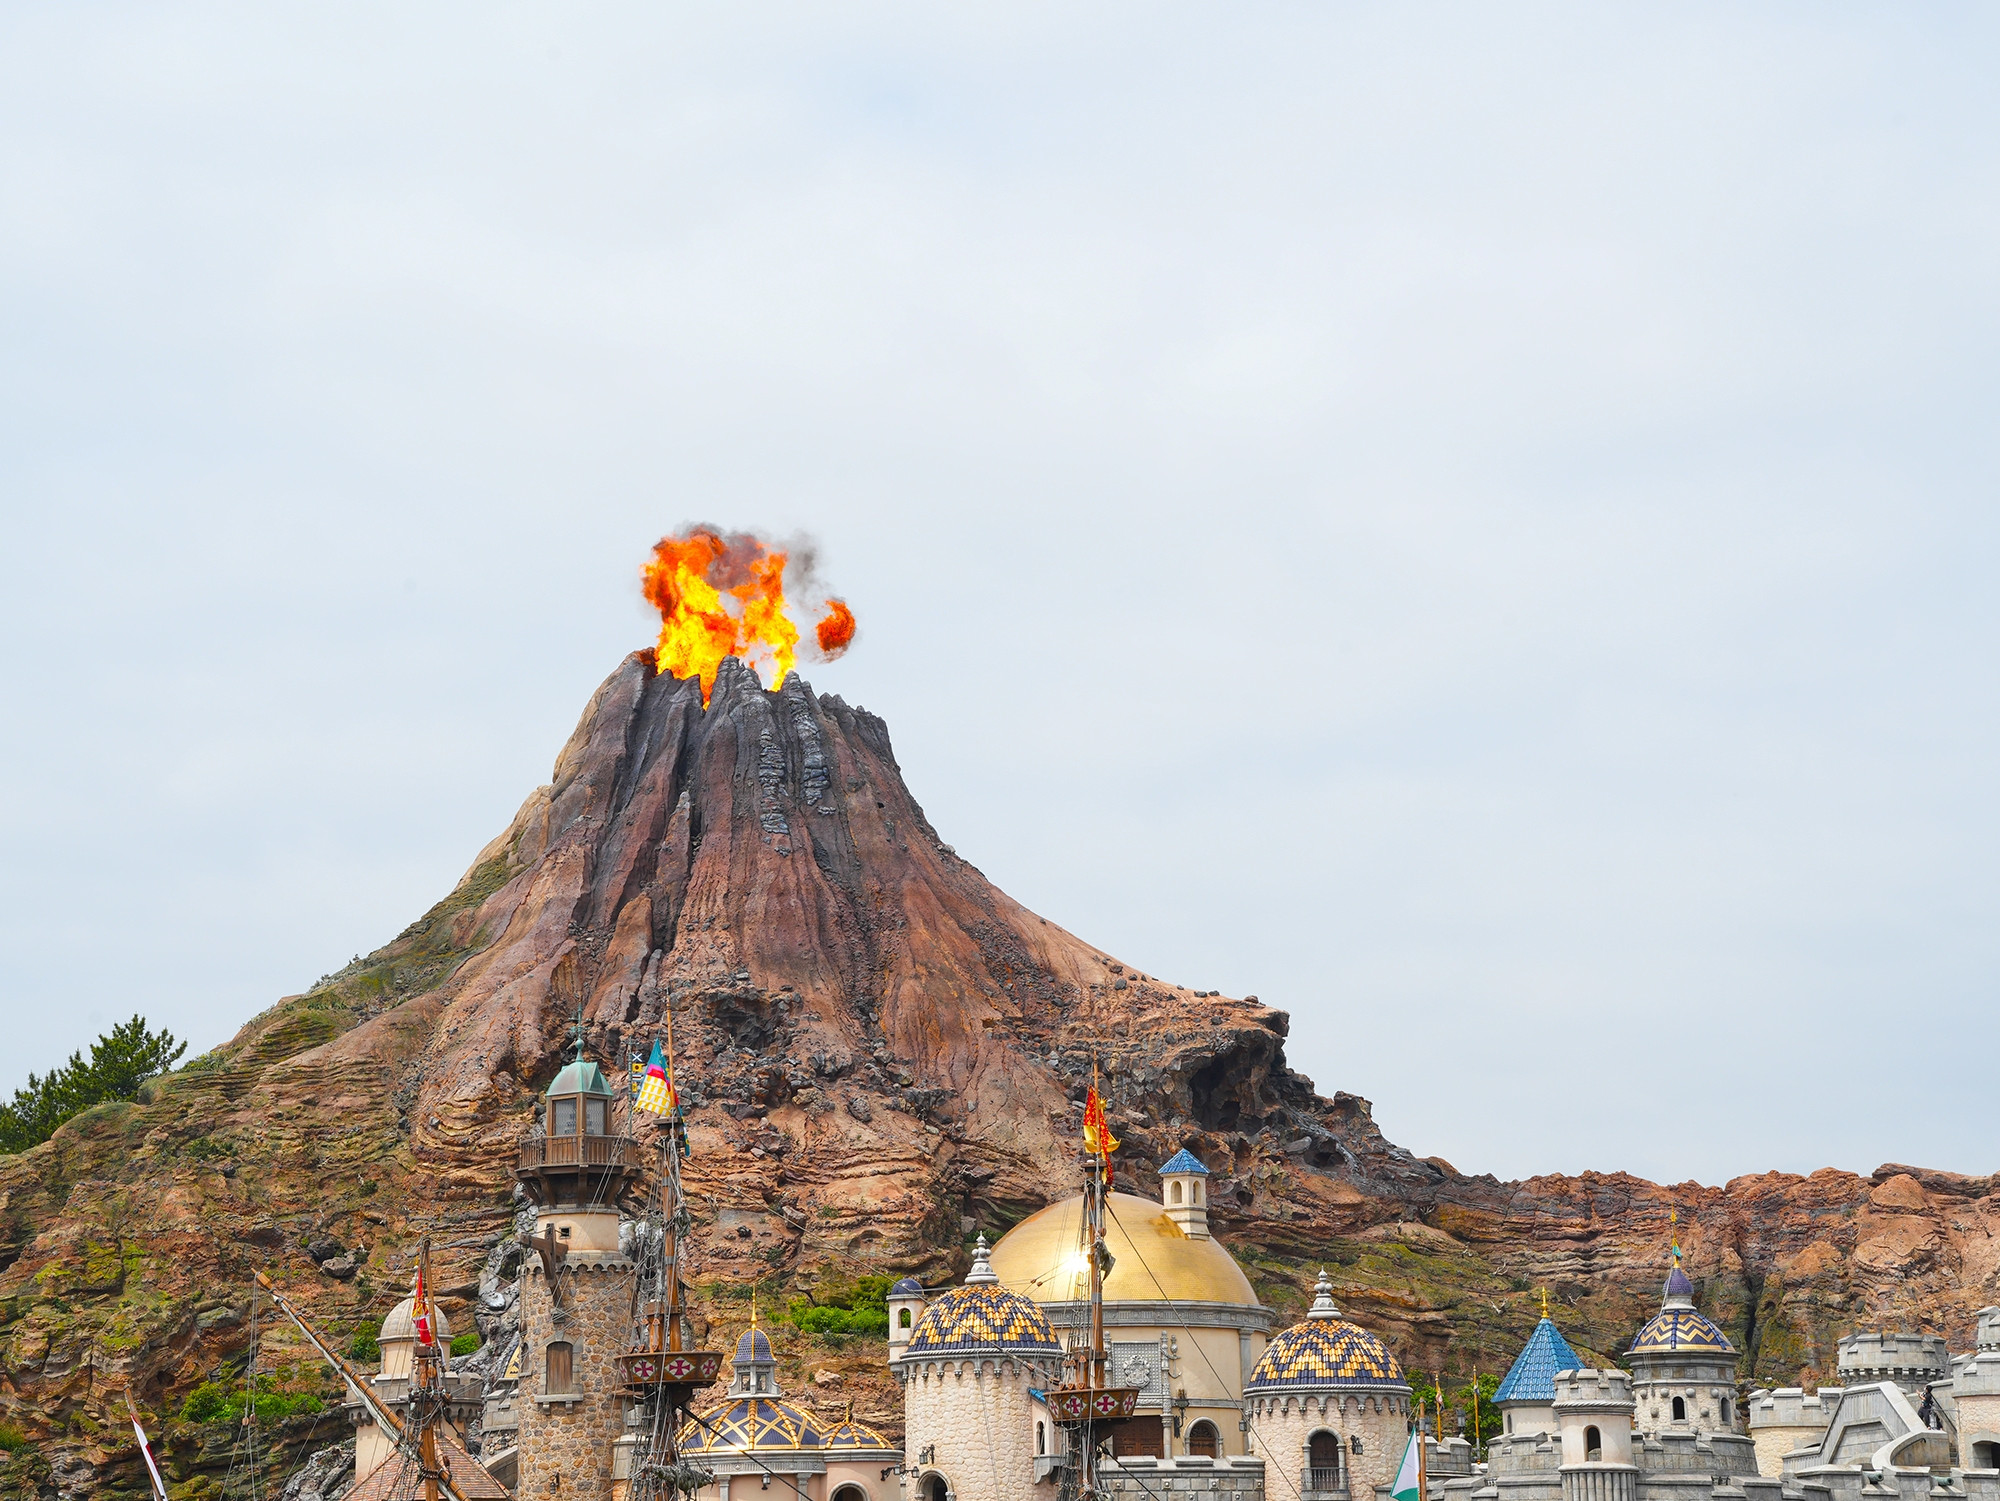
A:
641;529;856;705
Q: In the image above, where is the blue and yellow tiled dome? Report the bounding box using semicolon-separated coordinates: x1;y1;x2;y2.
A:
1627;1263;1734;1355
1627;1307;1733;1354
679;1396;824;1454
823;1412;898;1453
905;1234;1062;1356
1247;1271;1406;1392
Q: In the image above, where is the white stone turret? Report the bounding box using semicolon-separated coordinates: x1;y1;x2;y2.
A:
1158;1148;1212;1240
887;1274;927;1361
1837;1331;1950;1395
896;1232;1064;1501
1553;1369;1637;1501
1746;1386;1842;1476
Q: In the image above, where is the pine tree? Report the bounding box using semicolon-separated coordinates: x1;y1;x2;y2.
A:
0;1015;187;1153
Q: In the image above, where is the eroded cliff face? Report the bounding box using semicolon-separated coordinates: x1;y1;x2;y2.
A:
2;655;1996;1497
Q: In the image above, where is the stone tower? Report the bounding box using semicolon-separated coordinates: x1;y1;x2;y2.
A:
1625;1264;1741;1435
894;1234;1063;1501
1552;1368;1637;1501
1244;1270;1412;1501
515;1052;646;1498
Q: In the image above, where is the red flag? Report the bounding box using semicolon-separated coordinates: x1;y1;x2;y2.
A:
1082;1085;1119;1182
413;1268;435;1348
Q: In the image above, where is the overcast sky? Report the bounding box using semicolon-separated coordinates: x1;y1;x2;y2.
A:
3;6;1996;1186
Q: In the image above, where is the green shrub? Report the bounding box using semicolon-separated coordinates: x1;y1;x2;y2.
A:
783;1274;892;1338
179;1379;325;1426
0;1422;29;1452
450;1332;481;1358
179;1381;234;1425
347;1317;383;1363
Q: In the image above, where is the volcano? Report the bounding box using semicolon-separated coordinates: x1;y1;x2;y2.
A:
3;654;1998;1495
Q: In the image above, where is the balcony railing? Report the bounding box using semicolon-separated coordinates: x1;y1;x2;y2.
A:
1301;1467;1348;1498
517;1134;639;1171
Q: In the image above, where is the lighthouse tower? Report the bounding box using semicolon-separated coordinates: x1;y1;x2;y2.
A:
514;1050;647;1498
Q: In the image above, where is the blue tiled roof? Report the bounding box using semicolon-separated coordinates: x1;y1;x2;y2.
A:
889;1276;924;1296
1494;1318;1586;1404
1159;1148;1210;1176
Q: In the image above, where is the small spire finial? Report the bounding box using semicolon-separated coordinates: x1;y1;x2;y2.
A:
1307;1267;1342;1320
1539;1286;1550;1320
572;1005;586;1063
966;1231;998;1284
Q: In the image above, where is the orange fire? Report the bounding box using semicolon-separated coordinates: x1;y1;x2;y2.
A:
641;529;856;705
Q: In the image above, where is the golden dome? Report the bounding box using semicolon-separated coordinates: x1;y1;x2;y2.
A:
988;1191;1260;1308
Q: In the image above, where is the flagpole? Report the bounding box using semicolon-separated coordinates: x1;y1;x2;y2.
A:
1419;1394;1428;1501
125;1391;169;1501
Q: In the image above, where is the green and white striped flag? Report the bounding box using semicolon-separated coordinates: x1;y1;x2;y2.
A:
1390;1430;1422;1501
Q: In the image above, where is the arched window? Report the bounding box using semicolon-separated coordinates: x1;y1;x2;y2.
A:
1307;1430;1341;1488
899;1307;912;1329
831;1488;867;1501
1720;1396;1731;1425
545;1341;575;1394
1189;1421;1219;1458
1972;1441;2000;1469
1671;1397;1686;1422
1194;1180;1204;1203
922;1474;949;1501
1584;1426;1601;1462
1037;1421;1047;1455
1171;1181;1184;1204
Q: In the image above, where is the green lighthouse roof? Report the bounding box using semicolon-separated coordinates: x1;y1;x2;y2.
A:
546;1058;613;1097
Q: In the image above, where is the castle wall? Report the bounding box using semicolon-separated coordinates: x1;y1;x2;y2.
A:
1746;1387;1840;1477
900;1352;1058;1501
517;1237;636;1500
1248;1387;1409;1498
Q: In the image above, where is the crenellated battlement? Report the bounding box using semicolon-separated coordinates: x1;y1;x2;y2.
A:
1554;1369;1635;1407
1748;1387;1843;1431
1837;1332;1950;1390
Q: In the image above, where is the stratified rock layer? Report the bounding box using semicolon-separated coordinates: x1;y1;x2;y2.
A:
3;654;1997;1497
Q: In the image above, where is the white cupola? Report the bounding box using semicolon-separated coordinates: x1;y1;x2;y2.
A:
1158;1148;1211;1239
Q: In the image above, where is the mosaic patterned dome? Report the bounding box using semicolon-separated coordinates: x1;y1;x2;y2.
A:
1627;1307;1734;1355
906;1283;1061;1355
823;1414;898;1453
904;1233;1061;1356
1627;1261;1735;1355
680;1396;824;1454
1247;1271;1405;1391
735;1327;775;1364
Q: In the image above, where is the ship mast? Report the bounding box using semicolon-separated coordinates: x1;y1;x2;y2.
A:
1049;1063;1139;1500
253;1267;477;1501
620;1007;721;1500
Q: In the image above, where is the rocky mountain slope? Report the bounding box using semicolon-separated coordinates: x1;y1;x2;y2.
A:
2;652;1996;1497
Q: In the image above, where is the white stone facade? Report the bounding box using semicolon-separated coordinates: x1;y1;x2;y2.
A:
900;1351;1060;1501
